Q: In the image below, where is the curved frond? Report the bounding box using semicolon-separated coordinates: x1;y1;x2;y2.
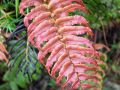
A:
7;23;41;81
19;0;106;89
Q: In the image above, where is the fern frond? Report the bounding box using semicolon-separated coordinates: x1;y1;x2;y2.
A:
0;42;9;63
7;23;41;81
0;31;9;63
19;0;106;89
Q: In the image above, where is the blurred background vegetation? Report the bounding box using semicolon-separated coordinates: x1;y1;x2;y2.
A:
0;0;120;90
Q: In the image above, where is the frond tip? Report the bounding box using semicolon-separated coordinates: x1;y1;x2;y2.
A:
19;0;106;89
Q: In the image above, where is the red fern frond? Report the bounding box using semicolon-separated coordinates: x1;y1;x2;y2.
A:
19;0;106;89
0;42;9;63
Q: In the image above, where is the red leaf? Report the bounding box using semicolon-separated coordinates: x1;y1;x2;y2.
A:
20;0;106;89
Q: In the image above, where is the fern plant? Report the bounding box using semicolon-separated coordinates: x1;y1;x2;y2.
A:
19;0;106;90
0;21;42;90
6;22;41;81
0;32;9;63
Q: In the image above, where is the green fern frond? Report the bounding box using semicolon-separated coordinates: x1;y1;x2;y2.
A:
7;23;41;81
